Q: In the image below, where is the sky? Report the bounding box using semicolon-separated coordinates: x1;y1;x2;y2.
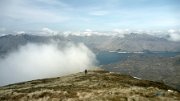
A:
0;0;180;32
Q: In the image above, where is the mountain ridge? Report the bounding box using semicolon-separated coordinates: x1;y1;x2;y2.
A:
0;69;179;101
0;34;180;56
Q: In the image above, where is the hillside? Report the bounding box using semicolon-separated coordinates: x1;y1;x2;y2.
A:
67;34;180;52
102;55;180;91
0;69;179;101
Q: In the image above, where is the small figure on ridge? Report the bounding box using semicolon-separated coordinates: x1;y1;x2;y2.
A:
85;69;87;75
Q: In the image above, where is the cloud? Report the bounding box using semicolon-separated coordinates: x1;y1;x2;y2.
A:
112;29;131;37
41;28;58;35
1;0;180;31
0;42;97;86
168;29;177;33
0;0;69;23
61;29;106;37
145;29;180;41
16;31;26;34
111;28;180;41
167;29;180;41
82;29;93;36
168;33;180;41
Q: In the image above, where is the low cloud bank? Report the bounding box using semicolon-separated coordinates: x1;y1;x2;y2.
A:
61;29;180;41
2;27;180;41
0;42;97;86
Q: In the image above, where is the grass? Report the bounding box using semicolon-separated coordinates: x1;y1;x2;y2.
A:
174;58;180;65
0;70;180;101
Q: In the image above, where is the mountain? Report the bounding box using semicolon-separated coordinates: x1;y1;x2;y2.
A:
0;33;180;57
0;34;67;56
66;33;180;52
0;69;179;101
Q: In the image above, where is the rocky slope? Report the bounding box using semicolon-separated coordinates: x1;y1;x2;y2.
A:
0;69;179;101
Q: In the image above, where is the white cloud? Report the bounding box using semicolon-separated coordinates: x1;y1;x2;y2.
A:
167;29;180;41
16;31;26;34
141;29;180;42
168;33;180;41
62;31;72;37
8;7;68;23
62;29;94;36
1;0;69;23
168;29;177;33
41;28;58;35
113;29;130;37
82;29;93;36
0;42;97;86
112;29;180;41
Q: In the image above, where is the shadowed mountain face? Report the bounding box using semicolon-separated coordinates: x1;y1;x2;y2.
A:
0;70;179;101
0;34;67;57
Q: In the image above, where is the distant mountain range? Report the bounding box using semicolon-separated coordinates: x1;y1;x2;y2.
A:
0;33;180;56
66;33;180;52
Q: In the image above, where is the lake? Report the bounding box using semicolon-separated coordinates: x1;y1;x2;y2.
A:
96;51;180;65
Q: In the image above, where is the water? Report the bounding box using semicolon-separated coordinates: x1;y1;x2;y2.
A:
96;51;180;65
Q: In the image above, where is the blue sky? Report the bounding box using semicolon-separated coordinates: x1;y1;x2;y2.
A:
0;0;180;32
